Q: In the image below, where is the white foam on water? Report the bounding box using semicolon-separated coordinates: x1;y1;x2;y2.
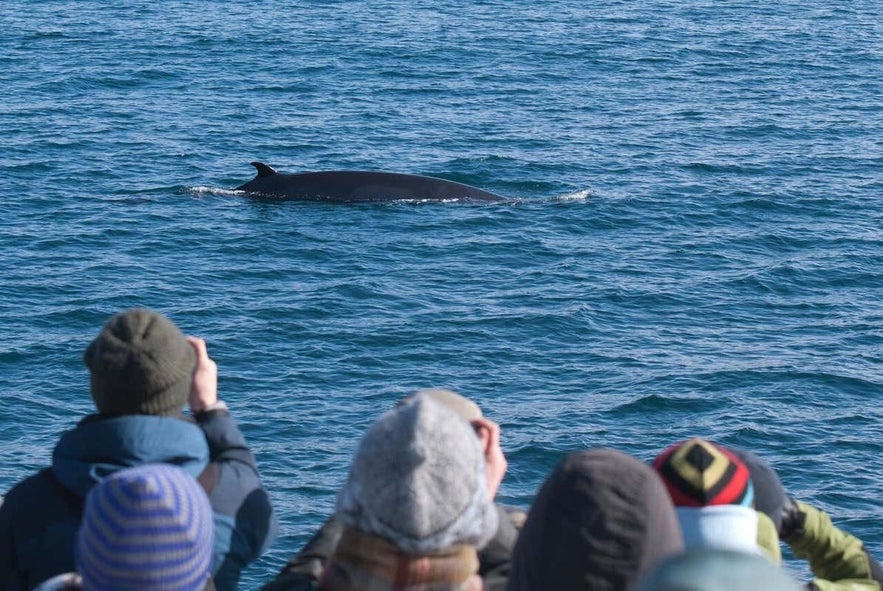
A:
552;189;592;202
189;186;244;197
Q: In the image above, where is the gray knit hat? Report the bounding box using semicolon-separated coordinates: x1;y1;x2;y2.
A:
84;308;195;416
397;387;483;422
337;393;499;553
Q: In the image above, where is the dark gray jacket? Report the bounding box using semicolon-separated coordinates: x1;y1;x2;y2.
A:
0;411;276;591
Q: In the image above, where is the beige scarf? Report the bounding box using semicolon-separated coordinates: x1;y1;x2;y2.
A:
320;526;483;591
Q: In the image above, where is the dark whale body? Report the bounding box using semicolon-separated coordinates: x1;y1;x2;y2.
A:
235;162;505;203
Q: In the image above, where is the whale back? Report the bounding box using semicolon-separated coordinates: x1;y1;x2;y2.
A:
235;162;505;203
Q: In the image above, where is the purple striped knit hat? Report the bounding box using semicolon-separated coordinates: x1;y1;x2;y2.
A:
76;464;214;591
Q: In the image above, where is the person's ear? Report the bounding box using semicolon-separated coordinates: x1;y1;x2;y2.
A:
470;417;494;453
470;417;506;499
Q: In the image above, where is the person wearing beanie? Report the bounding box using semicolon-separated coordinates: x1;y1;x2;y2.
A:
652;437;762;555
34;464;215;591
655;440;883;591
506;448;684;591
271;394;499;591
0;308;277;591
262;388;520;591
730;448;883;591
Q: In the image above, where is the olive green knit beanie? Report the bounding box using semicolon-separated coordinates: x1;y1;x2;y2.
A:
84;308;195;416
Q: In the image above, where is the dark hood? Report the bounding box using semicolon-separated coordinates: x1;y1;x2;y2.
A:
51;414;209;496
730;448;787;531
507;448;684;591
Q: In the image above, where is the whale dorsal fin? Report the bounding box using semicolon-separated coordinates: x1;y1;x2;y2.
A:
250;162;278;177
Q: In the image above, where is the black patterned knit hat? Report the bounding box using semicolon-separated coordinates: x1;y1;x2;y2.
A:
652;438;754;508
84;308;195;416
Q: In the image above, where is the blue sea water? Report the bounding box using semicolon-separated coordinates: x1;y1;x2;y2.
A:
2;0;882;587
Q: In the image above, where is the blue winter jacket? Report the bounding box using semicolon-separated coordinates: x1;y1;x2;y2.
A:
0;411;277;591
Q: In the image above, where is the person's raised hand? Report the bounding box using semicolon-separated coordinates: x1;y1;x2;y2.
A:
186;336;218;413
778;496;806;542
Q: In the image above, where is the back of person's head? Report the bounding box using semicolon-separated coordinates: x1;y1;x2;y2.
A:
76;463;214;591
653;438;761;554
336;392;498;553
84;308;195;416
507;449;684;591
634;548;801;591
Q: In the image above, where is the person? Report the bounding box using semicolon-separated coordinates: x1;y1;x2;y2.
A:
654;438;883;591
731;448;883;591
633;548;801;591
652;437;763;556
506;448;684;591
34;463;215;591
263;388;520;591
0;308;277;591
270;392;499;591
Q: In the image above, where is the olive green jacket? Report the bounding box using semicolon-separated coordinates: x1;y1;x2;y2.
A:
788;501;881;591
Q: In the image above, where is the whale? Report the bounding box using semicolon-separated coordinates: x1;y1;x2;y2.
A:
235;162;506;203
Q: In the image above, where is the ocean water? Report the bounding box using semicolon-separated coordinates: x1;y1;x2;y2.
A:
2;1;882;587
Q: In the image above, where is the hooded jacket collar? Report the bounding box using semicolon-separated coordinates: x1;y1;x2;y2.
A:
51;414;209;496
676;505;761;555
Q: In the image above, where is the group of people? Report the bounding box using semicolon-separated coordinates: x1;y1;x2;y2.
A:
0;308;879;591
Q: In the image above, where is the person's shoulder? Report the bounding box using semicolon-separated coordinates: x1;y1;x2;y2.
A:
1;467;84;542
2;467;60;511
